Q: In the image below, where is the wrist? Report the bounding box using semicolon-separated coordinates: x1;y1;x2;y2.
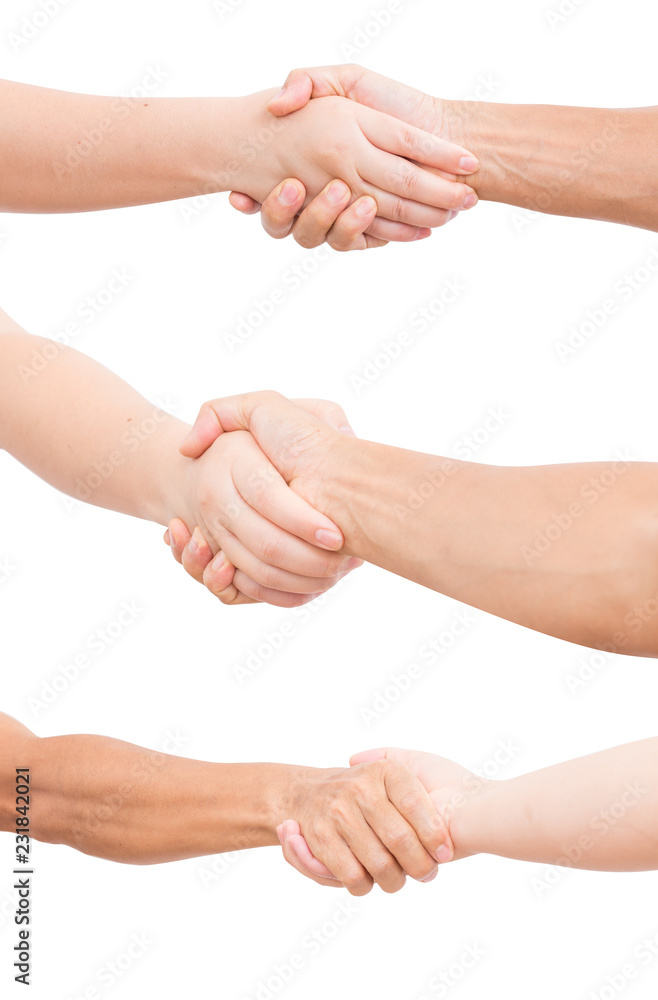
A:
439;98;496;200
450;776;503;859
139;414;194;527
199;90;285;200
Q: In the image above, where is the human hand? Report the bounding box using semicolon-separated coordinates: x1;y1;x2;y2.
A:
229;176;463;251
273;758;453;894
232;88;478;236
178;392;351;522
278;748;487;884
168;397;359;607
230;69;477;248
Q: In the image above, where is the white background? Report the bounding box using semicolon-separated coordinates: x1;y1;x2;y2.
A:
1;0;658;997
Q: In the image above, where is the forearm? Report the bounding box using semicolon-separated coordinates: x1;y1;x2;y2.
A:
441;101;658;231
0;715;293;864
312;436;658;654
457;738;658;871
0;313;192;525
0;80;268;213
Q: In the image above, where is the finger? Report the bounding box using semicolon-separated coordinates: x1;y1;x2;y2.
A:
383;766;452;867
291;398;355;436
199;547;239;594
277;822;343;888
179;405;225;459
359;107;479;176
350;748;454;863
278;821;339;880
297;193;387;252
167;518;192;565
180;526;215;584
260;180;306;240
228;191;262;215
217;529;352;597
332;822;406;894
288;179;351;249
364;217;435;243
302;829;375;897
229;570;320;608
266;70;315;116
232;444;345;552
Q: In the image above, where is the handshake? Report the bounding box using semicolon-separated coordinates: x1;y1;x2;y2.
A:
163;391;365;608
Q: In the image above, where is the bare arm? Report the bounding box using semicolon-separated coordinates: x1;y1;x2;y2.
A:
281;741;658;880
181;392;658;654
0;78;476;231
266;66;658;232
0;713;448;891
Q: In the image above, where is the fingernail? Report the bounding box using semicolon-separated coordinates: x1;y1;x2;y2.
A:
163;529;171;546
188;528;201;555
459;155;479;171
327;181;348;204
339;424;357;437
414;228;432;240
420;868;438;883
315;528;343;549
462;193;478;210
435;843;454;863
211;550;226;572
356;197;376;218
279;182;300;206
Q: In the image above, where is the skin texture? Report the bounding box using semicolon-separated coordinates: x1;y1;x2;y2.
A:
277;741;658;885
0;713;450;894
231;64;658;245
0;307;364;608
0;78;477;239
175;392;658;656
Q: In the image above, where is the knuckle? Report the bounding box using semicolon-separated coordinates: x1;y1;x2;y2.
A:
449;184;467;210
398;164;419;199
343;876;371;896
386;828;417;855
380;872;406;894
258;534;283;567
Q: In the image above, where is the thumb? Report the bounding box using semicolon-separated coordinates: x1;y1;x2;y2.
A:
267;69;314;116
179;403;225;459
